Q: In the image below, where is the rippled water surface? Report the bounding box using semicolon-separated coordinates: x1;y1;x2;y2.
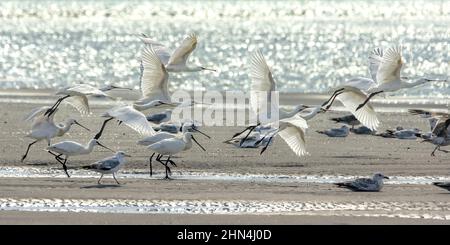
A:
1;0;449;97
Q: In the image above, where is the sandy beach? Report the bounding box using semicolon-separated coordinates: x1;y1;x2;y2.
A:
1;90;450;224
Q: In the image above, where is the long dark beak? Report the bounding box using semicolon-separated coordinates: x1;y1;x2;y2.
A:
383;176;390;179
97;142;115;153
191;135;206;151
74;121;90;131
192;128;211;139
201;66;217;72
111;85;133;90
124;153;132;157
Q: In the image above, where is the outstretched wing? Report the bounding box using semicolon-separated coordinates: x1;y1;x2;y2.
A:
278;115;308;156
337;86;380;131
140;45;170;101
103;105;155;136
376;45;403;84
249;49;277;119
23;106;53;122
167;33;198;66
368;47;383;83
65;96;90;115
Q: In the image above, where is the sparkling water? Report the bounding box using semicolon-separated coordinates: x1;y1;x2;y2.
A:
0;0;449;98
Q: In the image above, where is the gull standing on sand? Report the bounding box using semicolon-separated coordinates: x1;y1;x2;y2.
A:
335;173;389;192
46;138;115;177
44;84;120;117
82;151;131;185
330;114;360;129
230;49;323;151
21;106;90;162
317;125;350;137
139;33;216;72
354;46;447;111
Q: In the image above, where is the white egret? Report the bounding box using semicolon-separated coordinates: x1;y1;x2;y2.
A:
139;33;216;72
46;139;115;177
21;106;90;162
82;151;131;185
335;173;389;192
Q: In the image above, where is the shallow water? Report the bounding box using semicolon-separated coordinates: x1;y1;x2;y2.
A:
1;0;449;98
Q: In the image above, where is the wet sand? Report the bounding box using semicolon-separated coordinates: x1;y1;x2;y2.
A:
1;90;449;224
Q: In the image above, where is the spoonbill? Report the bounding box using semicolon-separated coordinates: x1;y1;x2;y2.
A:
82;151;131;185
355;46;447;111
138;122;210;176
21;106;90;162
47;138;115;177
335;173;389;192
44;84;118;117
147;132;207;179
139;33;216;72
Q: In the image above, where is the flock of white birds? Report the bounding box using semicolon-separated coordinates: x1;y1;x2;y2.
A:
20;33;450;186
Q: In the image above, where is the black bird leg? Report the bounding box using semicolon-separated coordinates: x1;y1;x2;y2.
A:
149;152;155;177
356;91;384;111
325;91;345;110
21;140;39;162
44;95;70;116
321;88;345;107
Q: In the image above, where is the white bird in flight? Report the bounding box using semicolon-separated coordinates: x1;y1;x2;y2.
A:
355;45;447;111
232;49;320;156
46;138;115;177
82;151;131;185
139;33;216;72
21;106;90;162
44;84;118;117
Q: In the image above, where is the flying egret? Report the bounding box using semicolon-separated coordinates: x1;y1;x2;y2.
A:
355;46;447;111
44;84;118;117
230;49;323;145
138;122;210;176
147;132;207;179
21;106;90;162
335;173;389;192
46;138;115;177
139;33;216;72
82;151;131;185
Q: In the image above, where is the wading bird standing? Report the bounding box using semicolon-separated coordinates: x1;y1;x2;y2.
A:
21;106;90;162
335;173;389;192
46;138;115;177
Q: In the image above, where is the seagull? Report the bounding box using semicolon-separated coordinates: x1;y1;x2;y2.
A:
46;138;115;177
422;118;450;156
138;122;210;176
317;125;350;137
355;46;447;111
330;114;360;129
147;131;207;179
350;126;374;135
433;182;450;192
82;151;131;185
44;84;118;117
21;106;90;162
146;109;172;124
230;49;323;146
139;33;216;72
335;173;389;192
